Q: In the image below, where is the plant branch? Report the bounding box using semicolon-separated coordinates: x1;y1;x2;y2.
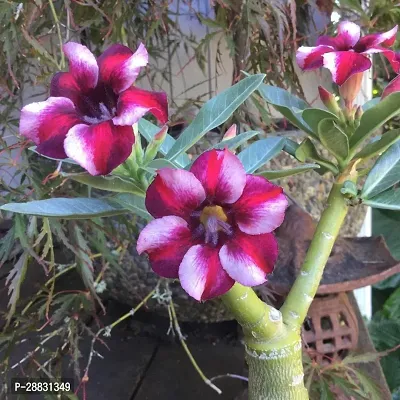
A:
280;169;357;329
220;283;284;341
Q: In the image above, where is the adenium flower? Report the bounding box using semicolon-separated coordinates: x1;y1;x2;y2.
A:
20;43;168;175
382;71;400;99
137;149;288;301
297;21;398;86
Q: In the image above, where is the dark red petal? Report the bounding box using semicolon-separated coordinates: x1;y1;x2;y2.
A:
322;51;371;86
220;230;278;286
64;121;134;175
20;97;81;159
145;168;206;219
137;216;195;278
62;42;98;92
317;21;360;50
382;74;400;99
355;25;398;51
179;244;234;301
296;45;334;70
232;175;288;234
190;149;246;204
113;86;168;126
98;43;148;93
50;72;81;104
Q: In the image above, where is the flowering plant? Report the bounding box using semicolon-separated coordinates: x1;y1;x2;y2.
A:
2;21;400;400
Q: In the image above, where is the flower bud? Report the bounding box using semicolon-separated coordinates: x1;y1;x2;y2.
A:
318;86;341;115
144;125;168;163
339;72;364;108
222;124;237;141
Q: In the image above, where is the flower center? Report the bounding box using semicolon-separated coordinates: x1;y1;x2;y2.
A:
198;205;232;246
82;102;116;125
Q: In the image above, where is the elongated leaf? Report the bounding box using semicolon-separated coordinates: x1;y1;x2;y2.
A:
361;141;400;198
256;84;316;138
141;158;178;174
113;193;151;220
302;108;338;134
318;119;349;161
0;198;128;219
257;163;320;179
295;138;338;175
350;92;400;151
212;131;260;150
166;74;266;160
362;97;380;111
0;226;15;266
237;137;285;173
353;129;400;160
363;187;400;210
383;286;400;320
138;118;190;167
61;173;145;196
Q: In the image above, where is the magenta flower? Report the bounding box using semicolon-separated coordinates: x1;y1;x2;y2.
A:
137;149;288;301
296;21;398;86
20;43;168;175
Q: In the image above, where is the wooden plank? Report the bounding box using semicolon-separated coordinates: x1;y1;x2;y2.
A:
133;342;245;400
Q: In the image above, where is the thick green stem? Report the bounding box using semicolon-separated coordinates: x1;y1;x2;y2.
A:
281;179;349;328
221;283;284;342
246;334;308;400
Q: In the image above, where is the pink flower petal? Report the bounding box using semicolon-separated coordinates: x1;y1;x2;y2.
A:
113;86;168;126
137;216;196;278
190;149;246;204
50;72;81;104
356;25;398;51
318;21;360;50
322;51;371;86
63;42;98;92
64;121;134;175
179;244;234;301
145;169;206;219
232;175;288;235
220;230;278;287
382;74;400;99
296;45;334;70
363;47;400;74
20;97;81;159
98;43;148;93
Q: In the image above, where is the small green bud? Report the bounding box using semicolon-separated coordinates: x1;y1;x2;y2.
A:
144;125;168;164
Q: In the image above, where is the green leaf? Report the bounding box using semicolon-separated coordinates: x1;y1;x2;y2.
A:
383;286;400;320
256;84;316;138
363;187;400;210
212;130;260;151
302;108;338;134
237;137;285;173
283;138;299;156
340;180;358;197
353;129;400;160
0;198;128;219
166;74;266;160
361;141;400;198
138;118;190;167
256;163;319;179
141;158;178;174
113;193;151;221
350;92;400;151
351;369;382;400
342;352;381;365
318;119;349;161
295;138;339;175
61;173;145;196
362;97;380;111
372;208;400;261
